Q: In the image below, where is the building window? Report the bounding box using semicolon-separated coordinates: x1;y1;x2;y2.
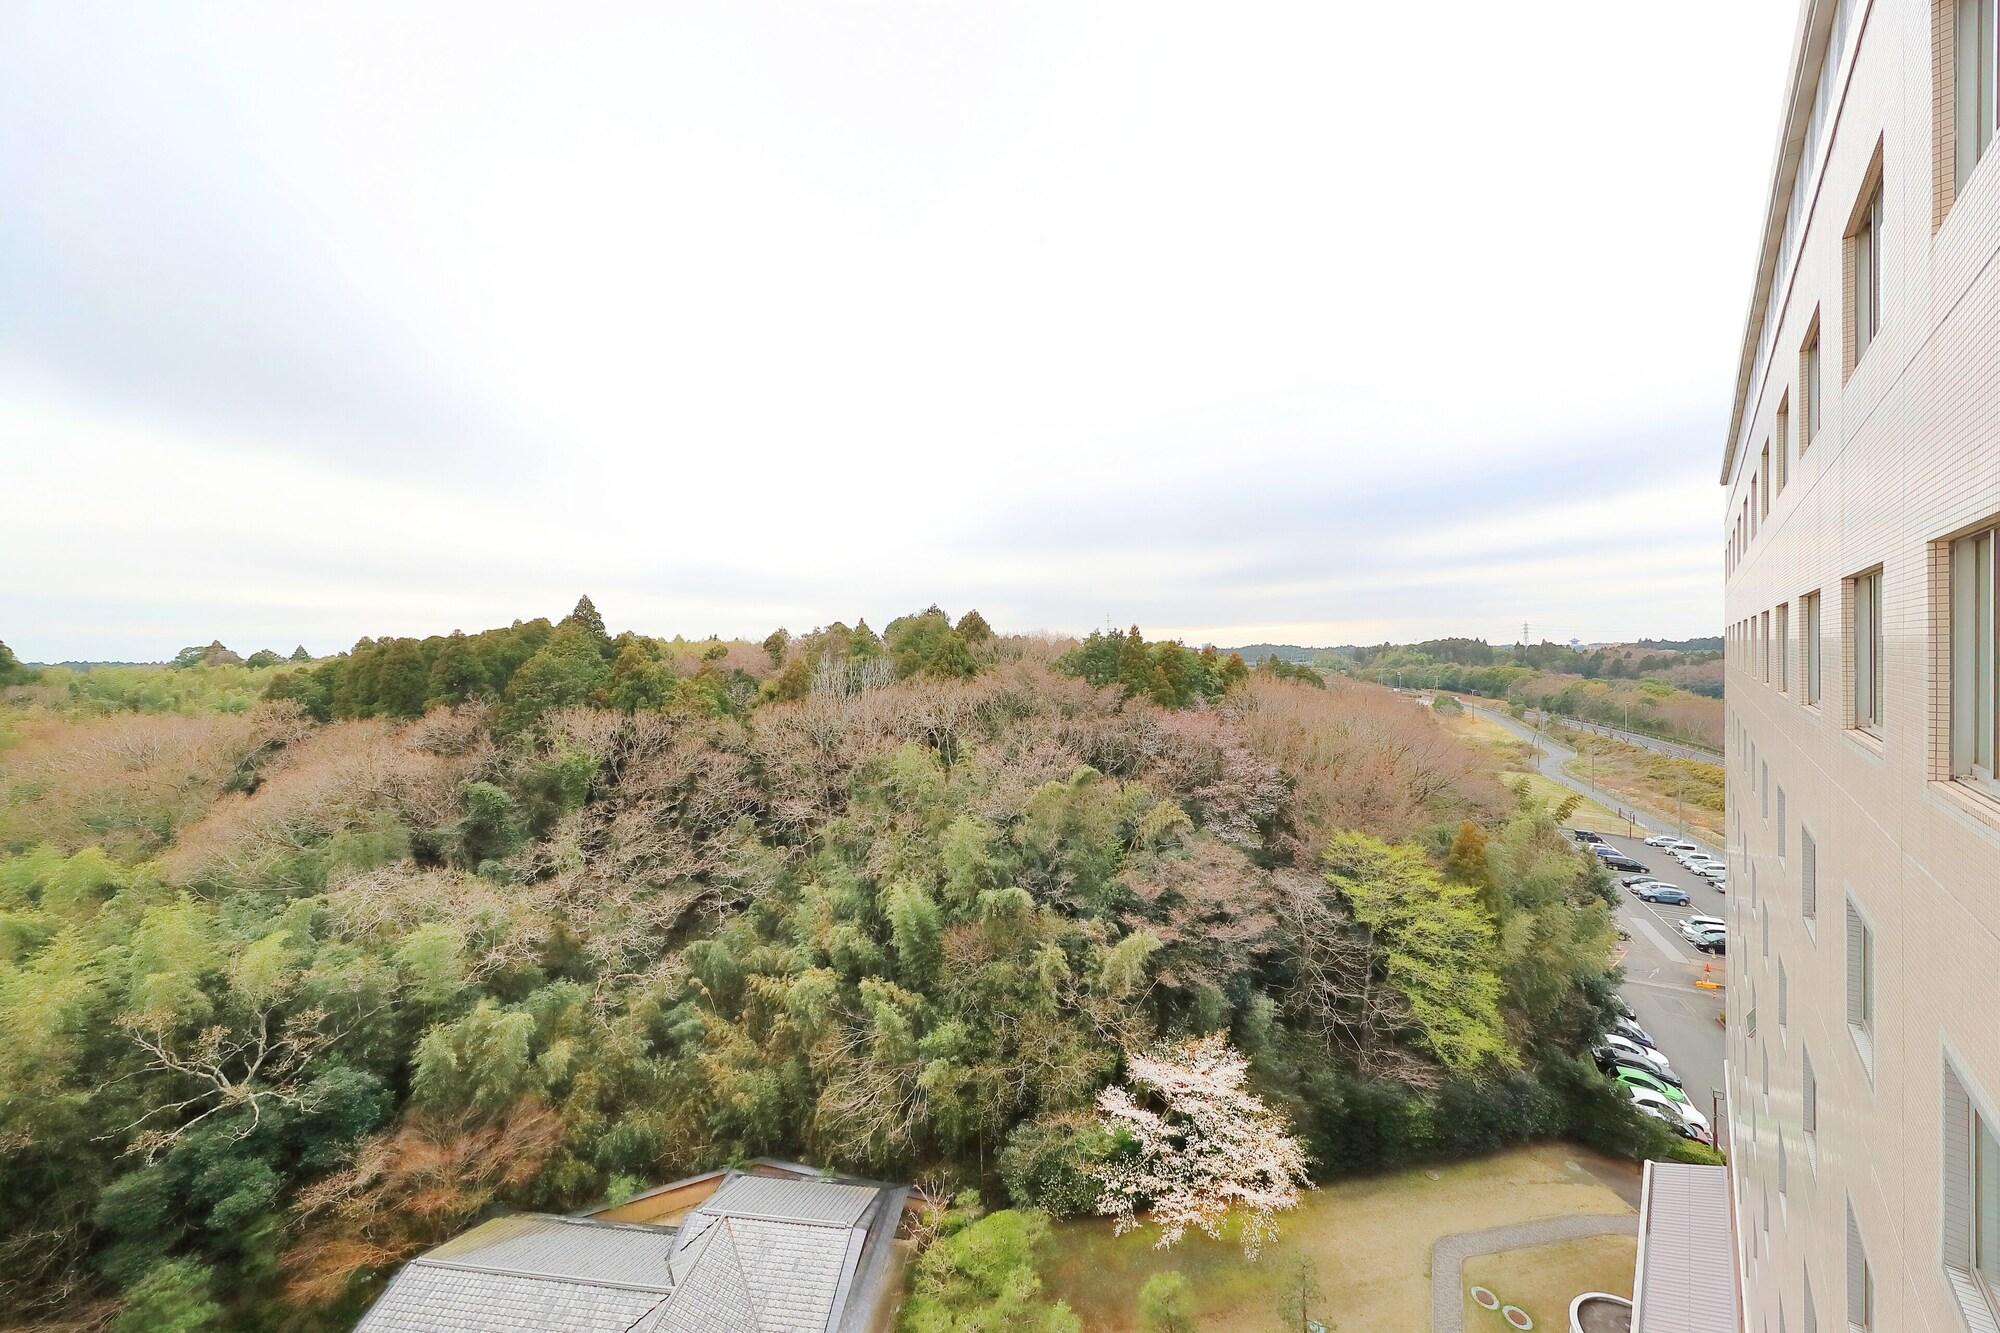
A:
1779;1128;1789;1197
1847;896;1874;1064
1952;525;1998;791
1958;0;1999;196
1849;175;1884;368
1762;760;1771;820
1801;826;1817;921
1805;591;1823;705
1803;1267;1817;1333
1764;610;1773;683
1777;397;1791;492
1853;568;1884;733
1762;443;1773;517
1848;1202;1873;1329
1783;603;1796;691
1943;1056;2000;1324
1804;1048;1817;1137
1801;314;1822;449
1779;959;1789;1031
1777;785;1788;857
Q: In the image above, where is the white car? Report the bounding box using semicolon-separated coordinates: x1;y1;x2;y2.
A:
1599;1032;1671;1075
1629;1086;1711;1143
1626;878;1678;895
1673;848;1714;867
1643;835;1681;848
1678;915;1726;940
1691;862;1727;881
1667;839;1701;854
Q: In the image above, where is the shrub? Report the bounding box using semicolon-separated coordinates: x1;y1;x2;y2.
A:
998;1111;1122;1217
1137;1271;1195;1333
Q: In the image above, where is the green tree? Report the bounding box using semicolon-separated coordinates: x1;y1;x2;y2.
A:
1322;831;1512;1073
501;625;611;730
1273;1254;1324;1333
426;630;485;707
288;644;311;661
1137;1271;1195;1333
559;594;610;650
0;638;39;684
899;1208;1080;1333
762;628;791;667
112;1259;223;1333
244;649;281;669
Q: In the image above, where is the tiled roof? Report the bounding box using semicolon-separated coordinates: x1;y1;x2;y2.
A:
355;1173;890;1333
425;1214;679;1288
697;1175;878;1228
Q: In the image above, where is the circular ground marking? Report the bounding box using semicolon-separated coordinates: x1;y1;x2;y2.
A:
1469;1286;1500;1310
1502;1305;1533;1330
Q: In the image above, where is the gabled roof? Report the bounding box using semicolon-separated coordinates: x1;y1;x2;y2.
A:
355;1168;901;1333
355;1215;676;1333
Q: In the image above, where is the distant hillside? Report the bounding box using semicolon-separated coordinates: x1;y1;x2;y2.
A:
1215;643;1347;664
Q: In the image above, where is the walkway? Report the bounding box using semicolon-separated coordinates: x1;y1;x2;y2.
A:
1431;1212;1639;1333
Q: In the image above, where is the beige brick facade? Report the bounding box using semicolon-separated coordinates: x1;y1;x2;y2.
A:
1723;2;2000;1331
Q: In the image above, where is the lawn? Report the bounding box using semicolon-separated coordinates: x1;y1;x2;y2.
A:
1462;1234;1636;1333
1039;1144;1636;1331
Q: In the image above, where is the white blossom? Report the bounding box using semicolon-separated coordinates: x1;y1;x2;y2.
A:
1091;1032;1309;1258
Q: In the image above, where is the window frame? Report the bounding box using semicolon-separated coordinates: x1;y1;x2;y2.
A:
1805;590;1824;706
1852;568;1885;735
1957;0;1999;197
1778;601;1791;694
1951;524;1999;794
1801;313;1822;450
1850;176;1884;366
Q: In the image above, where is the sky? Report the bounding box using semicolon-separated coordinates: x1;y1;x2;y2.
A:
0;2;1800;661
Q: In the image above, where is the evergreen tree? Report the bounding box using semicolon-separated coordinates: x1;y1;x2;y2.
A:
559;595;611;654
289;644;311;661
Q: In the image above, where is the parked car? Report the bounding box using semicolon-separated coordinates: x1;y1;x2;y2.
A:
1601;853;1648;872
1629;1086;1711;1143
1620;874;1658;887
1690;862;1727;881
1672;848;1713;867
1666;839;1701;854
1635;884;1691;906
1611;1016;1657;1048
1711;873;1728;893
1626;879;1679;896
1572;830;1605;844
1677;915;1726;940
1611;1064;1689;1104
1595;1033;1671;1076
1692;928;1727;955
1642;834;1681;848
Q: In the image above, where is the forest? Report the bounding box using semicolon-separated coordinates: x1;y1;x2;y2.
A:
0;606;1680;1331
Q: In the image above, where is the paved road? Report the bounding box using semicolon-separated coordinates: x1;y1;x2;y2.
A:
1430;1212;1640;1333
1531;711;1722;764
1456;700;1730;1140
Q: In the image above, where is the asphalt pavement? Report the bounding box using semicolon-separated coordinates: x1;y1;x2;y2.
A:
1589;830;1729;1140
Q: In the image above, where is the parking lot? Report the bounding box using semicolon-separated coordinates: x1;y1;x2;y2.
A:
1580;831;1730;1134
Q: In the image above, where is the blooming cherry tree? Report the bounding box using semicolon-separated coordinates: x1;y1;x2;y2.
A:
1092;1033;1309;1257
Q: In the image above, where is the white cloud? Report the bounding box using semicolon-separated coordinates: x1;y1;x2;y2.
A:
0;1;1794;659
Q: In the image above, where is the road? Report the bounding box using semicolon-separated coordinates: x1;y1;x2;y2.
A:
1529;711;1722;764
1454;700;1730;1137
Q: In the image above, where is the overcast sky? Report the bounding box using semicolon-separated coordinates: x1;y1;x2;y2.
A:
1;2;1797;661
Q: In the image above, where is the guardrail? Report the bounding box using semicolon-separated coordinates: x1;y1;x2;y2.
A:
1530;713;1721;763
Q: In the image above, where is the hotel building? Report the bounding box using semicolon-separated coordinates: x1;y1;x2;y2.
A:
1721;0;2000;1330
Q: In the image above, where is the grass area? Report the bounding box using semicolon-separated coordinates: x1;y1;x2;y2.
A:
1562;732;1724;845
1040;1144;1636;1331
1462;1233;1636;1332
1438;708;1630;834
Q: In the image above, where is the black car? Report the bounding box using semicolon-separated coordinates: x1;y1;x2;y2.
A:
1572;830;1605;844
1601;853;1647;872
1693;930;1727;955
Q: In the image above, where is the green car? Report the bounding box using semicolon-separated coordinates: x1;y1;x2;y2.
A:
1612;1065;1688;1104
